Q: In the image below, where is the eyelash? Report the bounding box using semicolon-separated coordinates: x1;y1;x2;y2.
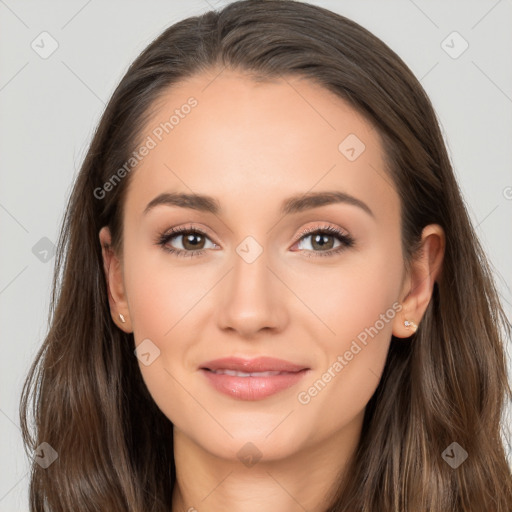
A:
155;223;355;258
294;224;354;258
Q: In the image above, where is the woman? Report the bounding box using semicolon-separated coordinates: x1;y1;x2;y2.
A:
20;0;512;510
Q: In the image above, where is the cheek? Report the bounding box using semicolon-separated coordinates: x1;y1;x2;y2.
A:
292;240;403;351
292;241;403;424
123;243;204;341
122;246;203;427
126;270;171;341
122;242;216;401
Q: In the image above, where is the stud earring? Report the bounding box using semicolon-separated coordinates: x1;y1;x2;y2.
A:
404;320;417;333
119;313;126;323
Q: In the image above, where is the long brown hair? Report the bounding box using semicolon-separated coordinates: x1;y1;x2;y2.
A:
20;1;512;510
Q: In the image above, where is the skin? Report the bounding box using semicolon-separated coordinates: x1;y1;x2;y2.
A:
99;69;445;512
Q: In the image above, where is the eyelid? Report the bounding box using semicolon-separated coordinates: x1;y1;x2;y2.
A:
154;223;219;255
160;223;218;242
156;221;354;257
157;222;349;245
291;223;351;244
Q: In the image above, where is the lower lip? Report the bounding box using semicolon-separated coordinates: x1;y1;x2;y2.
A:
200;369;309;400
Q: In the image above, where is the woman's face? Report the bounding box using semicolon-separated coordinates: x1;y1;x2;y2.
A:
106;69;411;463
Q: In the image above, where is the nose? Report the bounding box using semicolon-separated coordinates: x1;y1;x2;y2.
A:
216;241;288;339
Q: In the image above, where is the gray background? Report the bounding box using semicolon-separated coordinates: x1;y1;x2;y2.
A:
1;0;511;510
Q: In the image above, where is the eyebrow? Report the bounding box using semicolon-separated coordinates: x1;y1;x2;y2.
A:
143;190;374;218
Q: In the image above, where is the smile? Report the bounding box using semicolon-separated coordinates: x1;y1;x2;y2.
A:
199;357;310;400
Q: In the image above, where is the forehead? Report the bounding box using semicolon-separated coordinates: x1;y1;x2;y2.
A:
124;69;398;224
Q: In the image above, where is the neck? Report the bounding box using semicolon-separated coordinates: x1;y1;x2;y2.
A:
171;412;363;512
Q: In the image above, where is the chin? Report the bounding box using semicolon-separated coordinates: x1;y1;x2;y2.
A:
174;409;317;464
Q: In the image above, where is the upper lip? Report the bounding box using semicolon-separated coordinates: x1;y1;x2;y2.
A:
200;356;308;373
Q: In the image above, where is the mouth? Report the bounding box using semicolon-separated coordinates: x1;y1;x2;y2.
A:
205;369;292;377
199;356;310;401
200;356;308;373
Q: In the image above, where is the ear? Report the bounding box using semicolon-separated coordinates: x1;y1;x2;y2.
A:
393;224;445;338
99;226;132;333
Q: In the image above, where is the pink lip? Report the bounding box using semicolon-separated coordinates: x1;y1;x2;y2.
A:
199;357;310;401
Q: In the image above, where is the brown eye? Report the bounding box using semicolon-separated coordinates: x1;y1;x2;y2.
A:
180;231;207;250
156;226;218;257
309;233;336;251
293;225;354;257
